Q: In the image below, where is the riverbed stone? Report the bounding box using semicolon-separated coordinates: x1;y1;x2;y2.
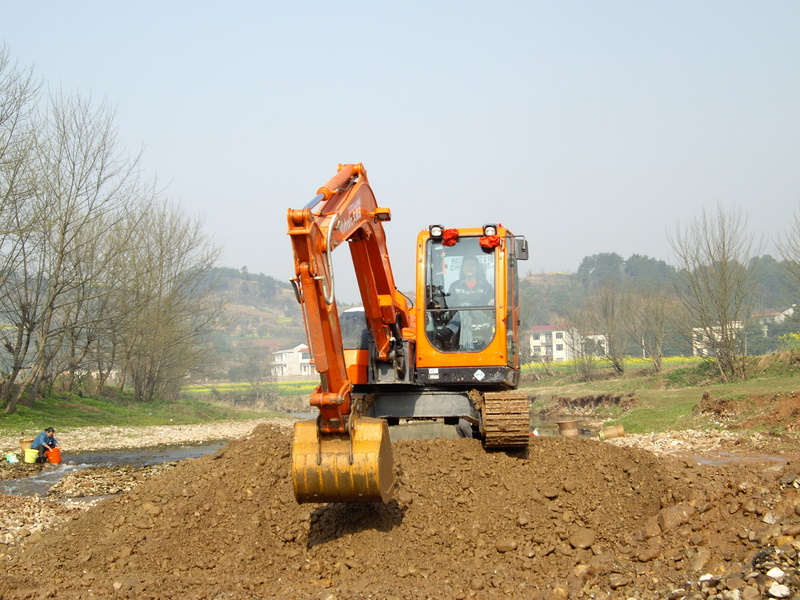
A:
495;538;518;553
767;582;791;598
658;504;697;531
568;528;595;549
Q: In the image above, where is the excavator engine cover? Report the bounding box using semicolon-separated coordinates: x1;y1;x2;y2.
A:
292;417;394;503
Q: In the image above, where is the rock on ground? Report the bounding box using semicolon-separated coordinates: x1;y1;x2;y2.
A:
0;424;798;599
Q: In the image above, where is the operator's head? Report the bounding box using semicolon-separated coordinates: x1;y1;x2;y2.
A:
45;427;55;434
461;256;483;280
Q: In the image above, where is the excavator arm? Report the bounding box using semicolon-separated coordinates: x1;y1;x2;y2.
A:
287;164;408;503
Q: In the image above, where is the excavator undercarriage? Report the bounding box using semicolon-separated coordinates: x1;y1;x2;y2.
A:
481;391;532;448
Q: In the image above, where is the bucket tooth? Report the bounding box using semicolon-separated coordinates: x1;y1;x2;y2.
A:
292;417;394;503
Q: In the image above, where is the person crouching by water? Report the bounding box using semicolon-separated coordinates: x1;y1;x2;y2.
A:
31;427;58;463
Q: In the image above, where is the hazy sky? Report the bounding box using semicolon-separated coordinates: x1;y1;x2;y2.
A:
4;1;800;300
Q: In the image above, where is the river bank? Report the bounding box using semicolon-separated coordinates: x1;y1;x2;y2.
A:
0;417;294;455
0;419;293;550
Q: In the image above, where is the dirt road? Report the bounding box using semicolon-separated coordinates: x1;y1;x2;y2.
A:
1;423;798;600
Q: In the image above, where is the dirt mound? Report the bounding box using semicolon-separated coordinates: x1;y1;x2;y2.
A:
1;424;799;599
697;391;800;432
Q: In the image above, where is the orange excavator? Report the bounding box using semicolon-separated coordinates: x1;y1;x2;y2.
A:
288;164;529;503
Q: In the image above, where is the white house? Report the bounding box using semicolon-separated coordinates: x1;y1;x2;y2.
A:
528;326;606;362
752;305;796;336
272;344;313;378
752;305;795;325
691;322;743;357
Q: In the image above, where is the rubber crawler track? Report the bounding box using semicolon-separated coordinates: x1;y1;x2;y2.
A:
481;391;531;448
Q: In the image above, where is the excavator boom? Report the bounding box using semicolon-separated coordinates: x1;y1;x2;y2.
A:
287;164;407;503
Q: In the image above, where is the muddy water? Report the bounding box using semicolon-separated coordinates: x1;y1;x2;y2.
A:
691;451;792;466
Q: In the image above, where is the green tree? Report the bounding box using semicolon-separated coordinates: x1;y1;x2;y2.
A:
624;254;677;289
577;252;624;289
749;255;793;310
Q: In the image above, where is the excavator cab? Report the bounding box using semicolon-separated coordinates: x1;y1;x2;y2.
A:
424;236;498;353
414;224;528;389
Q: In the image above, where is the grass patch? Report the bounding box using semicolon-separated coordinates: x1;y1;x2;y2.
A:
523;354;800;435
660;361;719;388
182;380;316;398
613;398;701;434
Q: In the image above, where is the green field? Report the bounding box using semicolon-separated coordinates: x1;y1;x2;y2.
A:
182;380;317;397
521;353;800;435
0;393;286;438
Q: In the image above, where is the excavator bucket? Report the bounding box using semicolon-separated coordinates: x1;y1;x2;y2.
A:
292;417;394;503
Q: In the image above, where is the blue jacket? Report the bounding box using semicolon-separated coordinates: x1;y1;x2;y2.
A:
31;431;57;449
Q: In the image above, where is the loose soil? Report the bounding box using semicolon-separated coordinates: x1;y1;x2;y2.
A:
1;421;799;600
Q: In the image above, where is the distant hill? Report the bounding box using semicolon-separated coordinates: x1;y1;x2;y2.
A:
199;267;306;381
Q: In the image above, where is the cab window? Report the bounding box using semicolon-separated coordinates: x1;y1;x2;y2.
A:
424;237;496;352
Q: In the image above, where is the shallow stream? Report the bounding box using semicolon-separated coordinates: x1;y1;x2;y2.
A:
0;440;227;497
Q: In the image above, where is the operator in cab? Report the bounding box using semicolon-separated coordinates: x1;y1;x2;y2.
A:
436;255;494;351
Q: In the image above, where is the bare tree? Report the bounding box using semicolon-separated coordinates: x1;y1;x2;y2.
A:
624;285;681;372
52;207;151;394
584;284;627;375
3;90;143;413
116;201;222;403
0;45;39;226
556;313;597;381
0;48;42;403
776;208;800;305
0;49;225;410
670;205;760;380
